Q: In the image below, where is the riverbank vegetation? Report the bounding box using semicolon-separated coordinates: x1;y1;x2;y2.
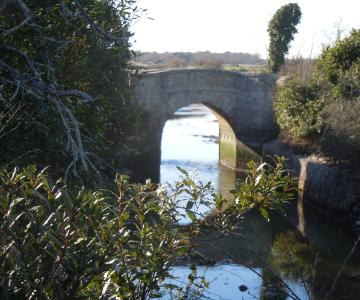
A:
274;29;360;163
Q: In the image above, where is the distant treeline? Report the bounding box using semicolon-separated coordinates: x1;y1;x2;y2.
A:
133;51;265;67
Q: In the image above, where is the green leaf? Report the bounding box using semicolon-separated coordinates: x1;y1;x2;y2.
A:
186;200;194;210
259;207;270;222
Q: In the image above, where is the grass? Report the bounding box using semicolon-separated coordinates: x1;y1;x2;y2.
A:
131;61;269;73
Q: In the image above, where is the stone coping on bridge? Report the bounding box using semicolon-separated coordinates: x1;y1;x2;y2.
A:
138;67;272;78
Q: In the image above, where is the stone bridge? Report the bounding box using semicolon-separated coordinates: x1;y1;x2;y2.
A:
131;68;278;180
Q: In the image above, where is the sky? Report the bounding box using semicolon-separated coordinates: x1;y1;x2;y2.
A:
130;0;360;59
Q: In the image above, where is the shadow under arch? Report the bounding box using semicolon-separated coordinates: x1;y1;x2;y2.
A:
200;102;261;172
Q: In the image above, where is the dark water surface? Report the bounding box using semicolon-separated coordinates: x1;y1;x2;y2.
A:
159;104;360;299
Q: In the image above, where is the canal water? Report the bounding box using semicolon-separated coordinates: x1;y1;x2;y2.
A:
158;104;360;300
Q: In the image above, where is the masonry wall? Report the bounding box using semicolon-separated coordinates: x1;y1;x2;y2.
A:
131;69;277;178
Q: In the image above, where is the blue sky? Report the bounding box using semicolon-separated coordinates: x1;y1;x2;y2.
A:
130;0;360;58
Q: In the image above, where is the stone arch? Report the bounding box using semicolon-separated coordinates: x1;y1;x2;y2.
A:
130;69;277;181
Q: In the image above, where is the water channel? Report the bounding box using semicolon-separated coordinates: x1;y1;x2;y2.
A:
158;104;360;299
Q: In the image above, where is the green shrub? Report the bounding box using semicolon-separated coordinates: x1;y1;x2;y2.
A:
0;166;196;299
314;30;360;104
0;165;130;299
0;159;296;299
316;30;360;160
275;29;360;161
321;98;360;161
274;77;324;139
316;29;360;86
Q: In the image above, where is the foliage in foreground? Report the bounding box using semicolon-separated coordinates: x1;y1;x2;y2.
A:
0;158;296;299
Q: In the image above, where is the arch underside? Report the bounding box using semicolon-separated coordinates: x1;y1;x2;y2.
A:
161;101;262;173
201;103;261;171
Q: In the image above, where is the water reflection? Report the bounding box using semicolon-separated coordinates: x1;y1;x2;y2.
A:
166;210;360;299
160;104;360;299
160;104;243;199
